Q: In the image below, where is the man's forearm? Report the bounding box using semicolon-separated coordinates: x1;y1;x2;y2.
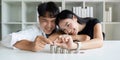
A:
13;36;48;52
13;40;34;51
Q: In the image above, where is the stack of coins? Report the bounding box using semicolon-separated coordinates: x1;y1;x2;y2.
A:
50;45;80;54
50;45;56;53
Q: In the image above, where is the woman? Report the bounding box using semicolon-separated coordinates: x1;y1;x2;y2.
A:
54;10;103;50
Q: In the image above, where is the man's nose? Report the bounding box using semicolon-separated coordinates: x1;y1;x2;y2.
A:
47;22;52;27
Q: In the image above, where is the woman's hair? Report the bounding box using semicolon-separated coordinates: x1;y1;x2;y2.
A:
37;2;59;18
56;10;89;25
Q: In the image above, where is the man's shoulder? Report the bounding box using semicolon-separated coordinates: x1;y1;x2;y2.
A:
16;24;40;34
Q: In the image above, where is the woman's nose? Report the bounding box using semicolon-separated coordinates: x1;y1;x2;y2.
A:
65;29;71;34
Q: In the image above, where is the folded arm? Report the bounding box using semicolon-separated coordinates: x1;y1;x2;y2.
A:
13;32;90;52
48;31;90;42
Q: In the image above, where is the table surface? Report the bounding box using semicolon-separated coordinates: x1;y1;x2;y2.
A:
0;41;120;60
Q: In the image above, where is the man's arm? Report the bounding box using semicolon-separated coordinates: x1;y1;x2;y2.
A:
13;36;50;52
13;40;34;51
13;32;90;52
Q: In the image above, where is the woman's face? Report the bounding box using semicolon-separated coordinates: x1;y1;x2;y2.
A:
59;18;79;35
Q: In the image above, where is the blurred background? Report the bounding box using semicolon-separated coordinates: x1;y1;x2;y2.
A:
1;0;120;40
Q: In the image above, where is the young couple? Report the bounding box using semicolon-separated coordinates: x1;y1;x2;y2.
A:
1;2;103;52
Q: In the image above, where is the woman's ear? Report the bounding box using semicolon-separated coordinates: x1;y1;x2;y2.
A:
72;15;77;22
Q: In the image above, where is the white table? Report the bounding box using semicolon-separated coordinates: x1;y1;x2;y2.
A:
0;41;120;60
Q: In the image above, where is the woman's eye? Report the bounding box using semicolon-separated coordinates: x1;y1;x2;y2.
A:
62;29;66;32
63;29;65;32
64;29;68;33
67;25;69;27
66;23;70;27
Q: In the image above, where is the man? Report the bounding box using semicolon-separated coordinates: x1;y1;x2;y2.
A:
1;2;59;52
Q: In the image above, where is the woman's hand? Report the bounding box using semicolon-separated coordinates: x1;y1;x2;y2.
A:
54;35;77;50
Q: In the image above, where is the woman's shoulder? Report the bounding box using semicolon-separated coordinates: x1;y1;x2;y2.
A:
84;17;100;23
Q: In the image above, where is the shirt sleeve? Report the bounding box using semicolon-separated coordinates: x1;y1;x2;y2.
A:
1;25;44;49
92;18;100;27
1;34;12;48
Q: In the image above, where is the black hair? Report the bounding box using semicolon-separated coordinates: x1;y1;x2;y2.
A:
37;2;59;18
56;10;89;26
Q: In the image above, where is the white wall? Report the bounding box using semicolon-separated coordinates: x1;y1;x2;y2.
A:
0;0;1;40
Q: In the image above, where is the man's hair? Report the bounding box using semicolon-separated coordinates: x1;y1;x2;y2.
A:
37;2;59;18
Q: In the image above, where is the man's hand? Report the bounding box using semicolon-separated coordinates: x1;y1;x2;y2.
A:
33;36;53;52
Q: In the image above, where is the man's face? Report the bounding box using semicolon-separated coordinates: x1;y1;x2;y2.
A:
39;16;56;34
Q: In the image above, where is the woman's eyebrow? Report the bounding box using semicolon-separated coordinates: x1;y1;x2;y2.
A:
65;22;68;26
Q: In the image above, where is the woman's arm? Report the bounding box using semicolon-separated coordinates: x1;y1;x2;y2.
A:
71;34;90;42
54;23;103;50
48;31;90;42
80;23;103;50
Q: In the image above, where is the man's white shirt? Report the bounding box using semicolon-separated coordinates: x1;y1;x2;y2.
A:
1;24;46;49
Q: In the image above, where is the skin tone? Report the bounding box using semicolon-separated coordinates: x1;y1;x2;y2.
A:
54;16;103;50
14;13;56;52
39;12;56;34
13;13;91;52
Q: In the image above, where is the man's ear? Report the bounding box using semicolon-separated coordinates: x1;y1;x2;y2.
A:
72;15;77;22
